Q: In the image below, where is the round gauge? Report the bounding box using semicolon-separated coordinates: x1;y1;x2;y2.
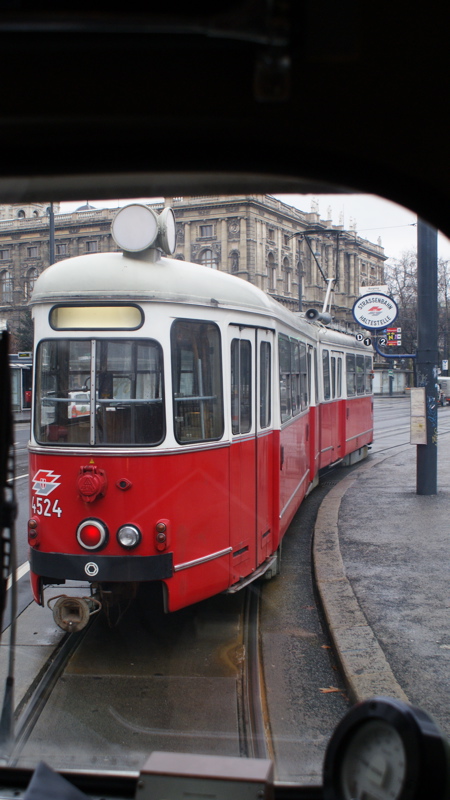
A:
111;204;159;252
323;697;450;800
158;207;176;255
340;720;406;799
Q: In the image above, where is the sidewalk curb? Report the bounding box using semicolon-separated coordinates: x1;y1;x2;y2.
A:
313;456;409;705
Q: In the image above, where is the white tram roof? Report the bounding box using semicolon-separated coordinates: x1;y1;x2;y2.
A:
30;250;303;327
30;249;369;352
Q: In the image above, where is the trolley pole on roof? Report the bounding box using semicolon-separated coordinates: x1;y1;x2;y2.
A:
48;202;55;266
416;218;438;495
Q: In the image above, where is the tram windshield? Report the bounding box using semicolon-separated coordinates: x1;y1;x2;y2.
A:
35;338;165;445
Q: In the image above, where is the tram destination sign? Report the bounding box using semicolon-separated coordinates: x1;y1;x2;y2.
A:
352;292;398;330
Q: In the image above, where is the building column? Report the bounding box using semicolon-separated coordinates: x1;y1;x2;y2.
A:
220;218;227;272
185;221;191;261
350;253;356;296
239;217;248;280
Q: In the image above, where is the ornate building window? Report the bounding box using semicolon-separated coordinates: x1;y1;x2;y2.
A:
283;257;291;294
344;252;351;295
27;245;39;258
1;270;13;303
56;243;68;256
17;209;25;219
199;225;213;238
267;252;276;290
200;249;216;269
86;241;98;253
25;268;38;299
230;250;239;273
0;249;11;261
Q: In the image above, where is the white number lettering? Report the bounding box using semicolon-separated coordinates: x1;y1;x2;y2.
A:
52;499;62;518
31;495;63;517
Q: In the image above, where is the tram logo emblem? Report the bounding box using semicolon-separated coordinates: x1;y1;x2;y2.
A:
85;562;99;577
31;470;61;496
367;305;384;317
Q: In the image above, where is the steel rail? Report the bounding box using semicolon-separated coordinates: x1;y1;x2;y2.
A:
241;585;270;760
6;619;96;767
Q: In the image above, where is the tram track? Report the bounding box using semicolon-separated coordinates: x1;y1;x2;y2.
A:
6;619;96;766
241;586;270;760
1;584;271;772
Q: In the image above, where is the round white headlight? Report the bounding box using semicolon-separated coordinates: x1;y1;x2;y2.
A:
117;524;141;549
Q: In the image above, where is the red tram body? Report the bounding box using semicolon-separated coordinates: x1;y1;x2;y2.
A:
27;205;373;629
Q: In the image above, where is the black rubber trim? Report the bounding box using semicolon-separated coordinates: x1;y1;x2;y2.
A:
29;549;173;582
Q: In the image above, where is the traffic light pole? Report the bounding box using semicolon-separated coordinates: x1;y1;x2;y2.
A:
416;219;438;495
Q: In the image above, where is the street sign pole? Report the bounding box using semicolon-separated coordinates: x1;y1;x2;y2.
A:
416;218;438;495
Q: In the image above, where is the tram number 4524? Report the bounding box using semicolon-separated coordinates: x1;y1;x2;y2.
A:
31;497;63;517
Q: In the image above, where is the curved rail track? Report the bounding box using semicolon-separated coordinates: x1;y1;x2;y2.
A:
3;585;271;772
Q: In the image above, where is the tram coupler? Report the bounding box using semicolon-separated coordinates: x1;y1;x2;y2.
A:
48;595;102;633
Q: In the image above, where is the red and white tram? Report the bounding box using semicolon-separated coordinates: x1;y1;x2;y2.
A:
28;204;373;630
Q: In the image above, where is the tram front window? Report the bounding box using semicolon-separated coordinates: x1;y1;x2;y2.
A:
35;338;164;446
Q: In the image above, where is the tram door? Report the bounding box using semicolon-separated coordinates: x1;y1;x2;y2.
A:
229;327;274;584
255;329;274;565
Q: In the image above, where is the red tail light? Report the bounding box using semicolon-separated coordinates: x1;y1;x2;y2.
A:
76;519;108;551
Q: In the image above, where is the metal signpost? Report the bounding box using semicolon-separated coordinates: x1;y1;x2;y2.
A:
416;220;438;495
352;225;439;496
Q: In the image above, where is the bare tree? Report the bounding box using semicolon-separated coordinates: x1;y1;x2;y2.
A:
386;251;450;368
385;251;418;355
438;257;450;370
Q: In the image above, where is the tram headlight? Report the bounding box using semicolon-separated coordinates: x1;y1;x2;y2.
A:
76;519;108;551
117;524;141;550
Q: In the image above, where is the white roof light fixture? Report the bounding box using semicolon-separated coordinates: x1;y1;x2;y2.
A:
158;207;176;255
111;204;159;252
111;203;176;256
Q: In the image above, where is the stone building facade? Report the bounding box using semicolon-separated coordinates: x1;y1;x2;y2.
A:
0;195;386;345
169;195;386;325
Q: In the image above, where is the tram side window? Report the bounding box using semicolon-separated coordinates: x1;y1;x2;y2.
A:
356;355;365;394
231;339;252;434
291;340;301;415
260;341;271;429
330;351;343;398
337;356;342;397
279;335;309;421
322;349;331;400
346;354;356;396
172;320;223;443
279;334;291;423
299;342;308;409
365;355;373;393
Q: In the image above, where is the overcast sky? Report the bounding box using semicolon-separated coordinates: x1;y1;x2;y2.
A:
60;194;450;263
